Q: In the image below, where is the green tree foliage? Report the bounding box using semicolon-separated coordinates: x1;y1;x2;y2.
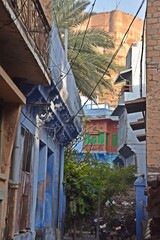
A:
53;0;115;99
64;149;135;235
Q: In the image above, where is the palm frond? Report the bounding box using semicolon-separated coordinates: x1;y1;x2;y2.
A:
54;0;115;98
70;28;114;49
53;0;92;29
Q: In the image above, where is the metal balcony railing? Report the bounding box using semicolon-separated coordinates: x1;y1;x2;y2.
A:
9;0;51;65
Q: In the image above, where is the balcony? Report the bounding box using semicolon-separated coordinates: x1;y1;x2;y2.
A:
0;0;51;85
0;66;26;104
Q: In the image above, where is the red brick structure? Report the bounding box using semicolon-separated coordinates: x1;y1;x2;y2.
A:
146;0;160;171
144;0;160;239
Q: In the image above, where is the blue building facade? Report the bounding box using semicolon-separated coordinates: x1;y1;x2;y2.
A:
7;74;81;240
0;3;82;238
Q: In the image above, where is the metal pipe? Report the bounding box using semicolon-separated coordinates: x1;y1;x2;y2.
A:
11;123;21;183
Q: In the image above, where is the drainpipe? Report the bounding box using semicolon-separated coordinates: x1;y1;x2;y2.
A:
134;175;147;240
140;11;146;99
6;122;21;238
11;122;21;183
57;146;64;240
57;146;61;240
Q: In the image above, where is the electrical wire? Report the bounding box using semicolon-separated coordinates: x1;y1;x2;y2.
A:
52;0;122;78
0;0;95;81
45;0;98;101
102;0;122;32
121;5;147;110
54;0;146;139
47;1;96;79
54;0;97;87
21;110;39;129
72;3;95;51
140;10;147;98
74;0;146;118
0;0;28;31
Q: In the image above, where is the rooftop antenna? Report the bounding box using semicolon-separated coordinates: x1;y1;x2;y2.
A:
116;0;121;10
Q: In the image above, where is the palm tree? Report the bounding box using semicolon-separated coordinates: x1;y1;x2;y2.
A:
53;0;114;99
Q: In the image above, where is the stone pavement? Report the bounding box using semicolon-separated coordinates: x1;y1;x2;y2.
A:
64;232;96;240
63;232;122;240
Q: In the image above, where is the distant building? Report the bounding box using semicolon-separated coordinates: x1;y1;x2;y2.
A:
112;41;146;175
77;98;118;165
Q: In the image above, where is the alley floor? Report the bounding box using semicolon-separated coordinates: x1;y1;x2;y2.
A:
63;231;131;240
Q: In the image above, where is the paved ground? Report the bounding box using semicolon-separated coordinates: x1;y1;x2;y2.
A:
64;231;136;239
63;232;121;240
64;232;96;240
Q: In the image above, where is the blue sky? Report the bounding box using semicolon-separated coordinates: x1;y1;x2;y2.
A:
88;0;146;19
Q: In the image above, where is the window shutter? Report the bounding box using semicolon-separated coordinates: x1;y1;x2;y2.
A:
84;133;90;144
112;134;118;146
91;136;97;145
98;133;104;144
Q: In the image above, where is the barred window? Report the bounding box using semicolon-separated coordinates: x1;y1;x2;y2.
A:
0;106;2;164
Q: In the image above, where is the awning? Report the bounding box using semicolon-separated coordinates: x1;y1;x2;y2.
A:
114;68;132;84
136;133;146;142
119;144;134;158
111;105;125;116
0;66;26;104
130;119;145;130
125;97;146;114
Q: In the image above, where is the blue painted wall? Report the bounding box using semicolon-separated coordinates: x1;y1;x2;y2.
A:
77;152;118;166
10;21;82;240
134;176;147;240
12;103;65;240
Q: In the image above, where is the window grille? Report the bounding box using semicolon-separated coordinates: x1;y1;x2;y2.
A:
0;106;2;164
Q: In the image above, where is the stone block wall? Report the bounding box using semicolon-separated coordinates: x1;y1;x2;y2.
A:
145;1;160;238
146;0;160;171
87;10;143;66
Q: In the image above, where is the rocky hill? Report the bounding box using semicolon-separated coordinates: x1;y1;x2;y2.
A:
82;10;143;106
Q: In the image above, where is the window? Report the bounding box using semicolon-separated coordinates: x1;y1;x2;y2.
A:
18;127;34;231
21;127;34;173
0;106;2;164
98;133;104;144
0;199;2;228
91;136;97;145
84;133;90;144
112;134;118;147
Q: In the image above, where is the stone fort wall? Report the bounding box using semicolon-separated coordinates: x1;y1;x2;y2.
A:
40;3;143;106
85;10;143;65
82;11;143;105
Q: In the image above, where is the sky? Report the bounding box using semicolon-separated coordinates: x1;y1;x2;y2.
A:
88;0;146;19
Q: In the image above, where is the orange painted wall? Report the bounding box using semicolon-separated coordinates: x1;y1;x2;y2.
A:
83;118;118;153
